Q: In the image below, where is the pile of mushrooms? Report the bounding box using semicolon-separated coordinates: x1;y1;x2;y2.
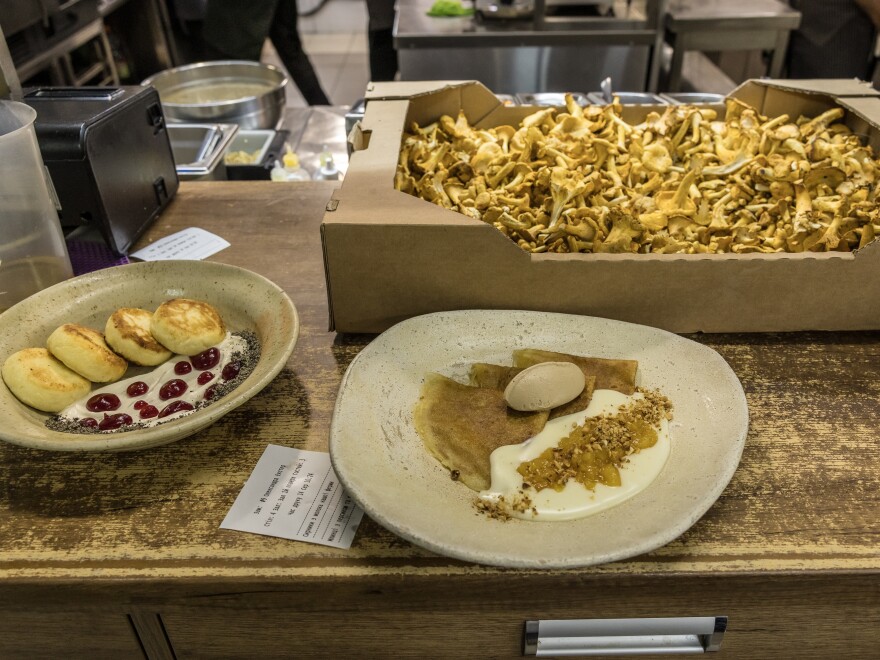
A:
395;95;879;254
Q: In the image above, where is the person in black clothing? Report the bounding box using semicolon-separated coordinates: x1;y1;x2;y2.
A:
787;0;876;79
365;0;398;82
202;0;330;105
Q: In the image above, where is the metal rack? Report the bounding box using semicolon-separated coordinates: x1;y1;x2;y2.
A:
394;0;668;93
0;0;119;87
41;19;119;86
0;0;176;89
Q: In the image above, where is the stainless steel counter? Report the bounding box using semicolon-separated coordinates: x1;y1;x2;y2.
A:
287;106;349;179
394;0;666;93
167;105;350;183
663;0;801;91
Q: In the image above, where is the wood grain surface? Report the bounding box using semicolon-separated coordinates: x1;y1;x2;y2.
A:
1;182;877;658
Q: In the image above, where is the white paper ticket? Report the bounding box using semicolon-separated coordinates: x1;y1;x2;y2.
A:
221;445;364;549
130;227;230;261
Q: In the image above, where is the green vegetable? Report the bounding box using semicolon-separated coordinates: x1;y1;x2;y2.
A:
427;0;475;17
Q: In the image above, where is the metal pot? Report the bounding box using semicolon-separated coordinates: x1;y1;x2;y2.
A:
142;60;287;130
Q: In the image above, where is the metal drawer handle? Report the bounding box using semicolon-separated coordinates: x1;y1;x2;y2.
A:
523;616;728;656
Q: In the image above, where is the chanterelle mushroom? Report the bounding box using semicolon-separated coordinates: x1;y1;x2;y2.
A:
596;209;644;253
396;93;880;255
548;167;590;229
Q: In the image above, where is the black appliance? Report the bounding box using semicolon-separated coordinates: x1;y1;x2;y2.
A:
24;85;179;255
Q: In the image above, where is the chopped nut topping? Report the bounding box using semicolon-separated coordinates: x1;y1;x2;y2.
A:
473;389;673;519
474;491;537;520
517;388;672;492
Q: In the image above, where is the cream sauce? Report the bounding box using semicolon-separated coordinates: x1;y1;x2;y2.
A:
58;333;246;430
479;390;670;521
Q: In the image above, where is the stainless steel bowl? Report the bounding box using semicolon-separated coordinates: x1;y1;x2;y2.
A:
142;60;287;130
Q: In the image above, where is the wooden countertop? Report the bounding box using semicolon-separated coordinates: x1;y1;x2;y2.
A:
1;182;878;658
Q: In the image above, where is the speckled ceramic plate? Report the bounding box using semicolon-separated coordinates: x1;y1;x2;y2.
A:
330;310;748;568
0;261;298;451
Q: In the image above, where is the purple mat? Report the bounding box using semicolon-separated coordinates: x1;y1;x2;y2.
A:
66;239;130;276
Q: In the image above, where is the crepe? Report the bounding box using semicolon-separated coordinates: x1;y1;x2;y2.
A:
469;362;522;390
513;349;639;395
414;373;549;491
417;350;639;493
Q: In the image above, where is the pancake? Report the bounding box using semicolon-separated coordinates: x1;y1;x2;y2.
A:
150;298;226;356
470;361;597;419
513;349;639;395
414;373;549;491
47;323;127;383
469;362;523;390
105;307;173;366
2;348;91;412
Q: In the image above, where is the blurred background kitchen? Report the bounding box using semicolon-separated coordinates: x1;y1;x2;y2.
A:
1;0;878;183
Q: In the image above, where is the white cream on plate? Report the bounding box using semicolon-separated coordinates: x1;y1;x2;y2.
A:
479;390;670;521
57;332;247;431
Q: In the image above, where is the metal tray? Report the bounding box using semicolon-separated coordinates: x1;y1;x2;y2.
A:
515;92;590;107
659;92;726;105
586;91;667;105
167;123;239;181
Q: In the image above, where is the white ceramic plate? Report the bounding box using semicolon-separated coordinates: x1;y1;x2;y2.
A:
330;310;748;568
0;261;298;452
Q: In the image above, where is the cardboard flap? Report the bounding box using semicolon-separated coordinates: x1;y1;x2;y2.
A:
732;81;837;120
365;80;474;100
365;80;502;110
836;97;880;150
402;82;503;128
731;78;879;99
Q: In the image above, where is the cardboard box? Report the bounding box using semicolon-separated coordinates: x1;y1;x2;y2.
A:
322;79;880;333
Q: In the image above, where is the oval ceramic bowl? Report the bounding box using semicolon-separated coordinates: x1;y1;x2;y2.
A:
0;261;298;451
330;310;748;569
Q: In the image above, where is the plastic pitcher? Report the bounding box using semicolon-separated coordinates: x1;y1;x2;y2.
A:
0;100;73;313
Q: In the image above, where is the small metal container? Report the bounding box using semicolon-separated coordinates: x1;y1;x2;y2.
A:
225;130;276;165
167;123;239;181
224;129;289;180
586;91;667;105
515;92;590;107
659;92;726;105
142;61;287;130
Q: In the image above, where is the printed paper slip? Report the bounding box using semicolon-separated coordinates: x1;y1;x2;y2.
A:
221;445;364;549
130;228;230;261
